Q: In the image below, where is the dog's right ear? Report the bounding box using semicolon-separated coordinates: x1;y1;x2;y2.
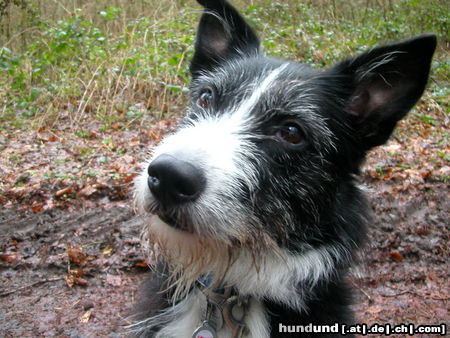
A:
190;0;260;77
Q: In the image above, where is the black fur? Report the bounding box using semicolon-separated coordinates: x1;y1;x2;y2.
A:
133;1;436;336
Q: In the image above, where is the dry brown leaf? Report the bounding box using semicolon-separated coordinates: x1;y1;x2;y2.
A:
74;277;88;286
78;185;97;198
0;254;17;263
122;173;137;183
389;251;404;262
55;186;74;197
67;246;87;265
102;245;113;256
135;261;149;268
65;273;75;288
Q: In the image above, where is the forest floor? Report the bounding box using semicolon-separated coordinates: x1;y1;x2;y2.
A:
0;107;448;337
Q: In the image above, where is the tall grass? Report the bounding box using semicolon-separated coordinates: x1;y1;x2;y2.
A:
0;0;448;132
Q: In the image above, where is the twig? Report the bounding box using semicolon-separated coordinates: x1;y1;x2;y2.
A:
0;277;64;297
430;295;450;301
380;290;413;297
350;279;373;303
381;290;449;301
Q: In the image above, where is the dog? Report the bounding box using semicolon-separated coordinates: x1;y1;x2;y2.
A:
132;0;436;337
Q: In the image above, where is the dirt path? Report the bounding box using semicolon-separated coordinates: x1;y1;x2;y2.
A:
0;203;145;337
1;175;448;337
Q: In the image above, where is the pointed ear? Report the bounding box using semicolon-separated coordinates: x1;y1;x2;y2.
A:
190;0;260;77
334;34;436;149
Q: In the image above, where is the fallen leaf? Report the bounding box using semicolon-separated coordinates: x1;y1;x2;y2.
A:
80;309;92;323
55;186;74;197
32;204;43;213
102;245;113;256
67;246;87;265
65;273;75;288
65;269;88;288
135;261;149;268
389;251;404;262
70;268;84;277
0;254;17;263
122;173;137;183
75;277;88;286
78;185;97;197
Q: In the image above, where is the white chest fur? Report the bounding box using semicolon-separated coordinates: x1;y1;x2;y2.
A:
154;289;270;338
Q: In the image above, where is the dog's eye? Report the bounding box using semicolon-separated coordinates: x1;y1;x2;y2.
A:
198;88;213;109
274;124;303;145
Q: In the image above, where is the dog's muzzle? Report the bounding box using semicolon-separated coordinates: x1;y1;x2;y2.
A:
147;154;206;210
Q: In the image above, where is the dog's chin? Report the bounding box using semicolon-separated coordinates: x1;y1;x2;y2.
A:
155;212;195;234
148;214;201;244
144;214;235;299
145;214;231;267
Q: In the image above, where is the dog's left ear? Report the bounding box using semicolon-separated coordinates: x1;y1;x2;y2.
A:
190;0;260;77
333;34;436;149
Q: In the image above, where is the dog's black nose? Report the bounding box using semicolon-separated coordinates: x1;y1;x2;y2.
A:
147;154;205;207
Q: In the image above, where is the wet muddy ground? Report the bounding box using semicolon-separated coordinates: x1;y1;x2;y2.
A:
1;177;448;337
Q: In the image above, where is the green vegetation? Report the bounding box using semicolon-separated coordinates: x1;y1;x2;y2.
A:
0;0;448;131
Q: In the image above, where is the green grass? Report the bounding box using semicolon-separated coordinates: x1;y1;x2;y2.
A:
0;0;448;131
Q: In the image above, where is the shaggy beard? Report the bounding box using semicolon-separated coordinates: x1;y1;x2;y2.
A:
142;214;281;302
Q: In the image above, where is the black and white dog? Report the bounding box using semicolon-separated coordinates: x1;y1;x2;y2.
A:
133;0;436;337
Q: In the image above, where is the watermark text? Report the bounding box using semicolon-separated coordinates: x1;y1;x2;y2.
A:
278;322;447;335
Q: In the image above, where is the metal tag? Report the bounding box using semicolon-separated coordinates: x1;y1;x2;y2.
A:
192;321;216;338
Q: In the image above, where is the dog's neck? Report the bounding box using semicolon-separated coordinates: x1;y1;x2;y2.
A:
194;275;251;337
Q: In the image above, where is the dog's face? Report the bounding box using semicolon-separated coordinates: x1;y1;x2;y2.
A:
135;0;435;288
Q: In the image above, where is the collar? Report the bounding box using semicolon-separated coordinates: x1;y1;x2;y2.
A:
196;274;237;296
195;275;250;337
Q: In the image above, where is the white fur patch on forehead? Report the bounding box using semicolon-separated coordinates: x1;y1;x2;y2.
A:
148;63;290;176
193;62;289;120
231;63;289;120
164;64;290;160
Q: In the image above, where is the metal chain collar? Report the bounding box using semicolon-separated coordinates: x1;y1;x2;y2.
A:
192;286;250;338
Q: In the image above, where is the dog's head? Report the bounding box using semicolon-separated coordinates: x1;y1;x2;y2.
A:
135;0;435;291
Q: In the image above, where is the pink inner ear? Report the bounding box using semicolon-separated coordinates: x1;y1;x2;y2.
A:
348;88;394;120
210;37;228;57
205;30;229;59
369;87;392;111
348;75;410;120
347;90;370;118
